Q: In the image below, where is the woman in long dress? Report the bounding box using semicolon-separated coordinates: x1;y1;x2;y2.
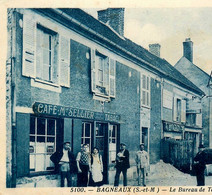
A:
90;147;103;186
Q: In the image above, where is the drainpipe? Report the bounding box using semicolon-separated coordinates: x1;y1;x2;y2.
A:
160;78;164;160
11;9;17;188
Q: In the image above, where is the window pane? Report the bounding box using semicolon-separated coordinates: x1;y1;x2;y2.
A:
96;123;103;136
85;123;91;137
36;141;45;153
112;126;116;137
47;137;55;143
85;138;90;145
47;119;55;135
30;116;35;134
46;154;54;170
37;118;45;135
35;154;45;171
37;136;45;143
30;136;35;142
30;154;35;171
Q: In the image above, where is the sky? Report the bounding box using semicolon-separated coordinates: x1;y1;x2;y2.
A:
83;7;212;75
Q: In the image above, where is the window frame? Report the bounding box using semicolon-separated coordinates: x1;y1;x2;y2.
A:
141;74;151;107
35;24;58;83
109;124;118;164
29;116;57;173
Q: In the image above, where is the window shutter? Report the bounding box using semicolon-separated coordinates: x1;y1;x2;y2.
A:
91;49;96;92
196;114;202;127
104;57;109;95
173;97;177;121
181;99;186;122
16;113;30;177
109;59;116;97
22;15;36;77
59;35;70;87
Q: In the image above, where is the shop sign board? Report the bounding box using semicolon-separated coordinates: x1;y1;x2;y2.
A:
33;102;121;123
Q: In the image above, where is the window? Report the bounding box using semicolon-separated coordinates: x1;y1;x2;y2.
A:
96;123;104;153
36;25;56;82
109;124;117;163
29;116;56;172
91;50;116;99
176;99;181;122
81;122;92;151
22;15;70;87
173;97;186;123
186;113;196;126
141;74;150;107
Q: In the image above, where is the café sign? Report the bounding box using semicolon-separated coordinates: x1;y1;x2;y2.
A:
33;102;121;123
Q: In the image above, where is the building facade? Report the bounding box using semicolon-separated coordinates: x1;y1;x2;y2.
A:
175;38;212;149
6;8;204;187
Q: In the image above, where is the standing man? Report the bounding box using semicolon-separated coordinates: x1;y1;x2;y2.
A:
135;143;149;186
76;144;91;187
114;143;130;186
194;144;206;186
50;142;77;187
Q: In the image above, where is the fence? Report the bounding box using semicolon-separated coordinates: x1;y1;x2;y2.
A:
161;138;195;173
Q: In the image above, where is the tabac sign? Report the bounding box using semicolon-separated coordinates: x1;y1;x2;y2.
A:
33;102;121;123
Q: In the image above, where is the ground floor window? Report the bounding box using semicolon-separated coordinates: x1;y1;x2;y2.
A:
109;124;117;163
81;122;92;151
29;116;56;172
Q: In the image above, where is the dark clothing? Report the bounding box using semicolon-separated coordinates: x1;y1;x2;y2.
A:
50;150;77;173
115;149;130;169
50;150;77;187
114;168;127;186
114;149;130;186
194;151;206;186
77;164;90;187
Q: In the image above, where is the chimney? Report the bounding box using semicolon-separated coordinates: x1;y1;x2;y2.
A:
97;8;125;36
149;43;161;57
183;38;193;62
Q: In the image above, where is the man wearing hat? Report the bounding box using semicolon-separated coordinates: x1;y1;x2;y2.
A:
135;143;149;186
114;143;130;186
50;142;77;187
194;144;206;186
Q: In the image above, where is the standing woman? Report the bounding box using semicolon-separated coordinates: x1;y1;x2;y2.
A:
90;147;103;186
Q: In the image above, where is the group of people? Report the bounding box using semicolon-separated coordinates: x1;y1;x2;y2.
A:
50;142;104;187
51;141;208;187
50;142;150;187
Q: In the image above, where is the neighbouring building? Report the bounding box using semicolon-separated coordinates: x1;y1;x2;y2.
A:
6;8;204;187
175;38;212;150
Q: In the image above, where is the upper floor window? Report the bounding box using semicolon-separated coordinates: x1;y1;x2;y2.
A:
36;25;56;82
141;74;150;107
91;50;116;99
22;15;70;88
173;97;186;123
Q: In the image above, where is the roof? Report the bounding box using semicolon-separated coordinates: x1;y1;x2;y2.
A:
176;57;210;78
35;8;204;96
